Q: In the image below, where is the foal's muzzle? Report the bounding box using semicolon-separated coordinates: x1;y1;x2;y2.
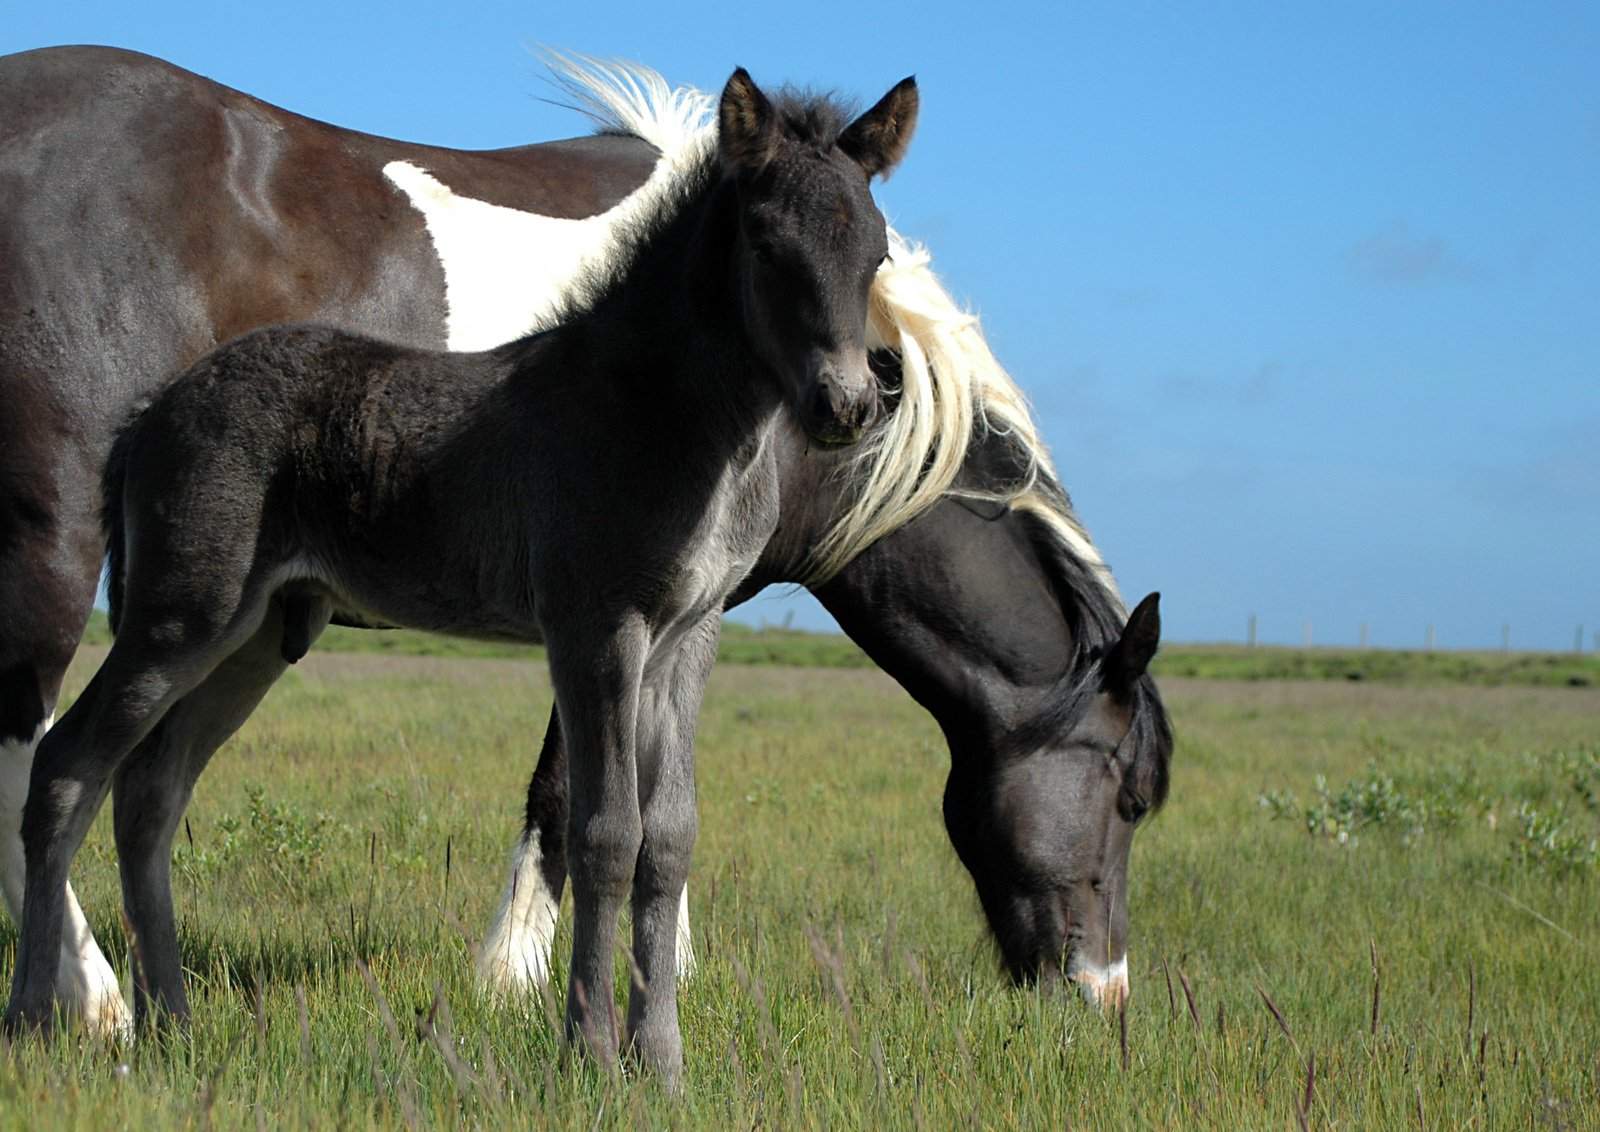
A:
801;357;878;448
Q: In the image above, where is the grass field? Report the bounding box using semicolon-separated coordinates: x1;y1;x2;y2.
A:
78;609;1600;686
3;643;1597;1128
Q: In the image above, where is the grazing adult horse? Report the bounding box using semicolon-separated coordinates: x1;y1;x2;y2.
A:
5;69;914;1081
0;47;1171;1033
484;420;1171;1006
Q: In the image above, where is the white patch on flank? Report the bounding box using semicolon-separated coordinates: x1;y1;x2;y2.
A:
0;716;131;1037
476;831;561;992
382;110;711;352
675;884;696;981
1068;953;1130;1010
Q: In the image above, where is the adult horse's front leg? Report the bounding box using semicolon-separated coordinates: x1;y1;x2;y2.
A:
479;705;698;997
626;615;717;1086
551;623;647;1070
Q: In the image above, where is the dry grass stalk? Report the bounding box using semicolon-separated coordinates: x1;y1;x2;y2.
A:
1369;939;1381;1037
477;1037;505;1108
1296;1052;1315;1132
904;949;972;1071
1178;967;1201;1031
732;954;779;1061
1255;982;1298;1053
420;984;477;1095
119;908;151;1020
1465;961;1476;1057
354;956;404;1048
804;921;860;1047
1162;956;1176;1021
252;969;268;1047
1414;1081;1425;1130
295;984;312;1062
1119;998;1130;1071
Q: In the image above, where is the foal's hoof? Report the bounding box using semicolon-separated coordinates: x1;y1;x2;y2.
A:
1;999;57;1039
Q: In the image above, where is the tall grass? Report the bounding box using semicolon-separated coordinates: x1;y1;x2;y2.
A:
3;650;1596;1127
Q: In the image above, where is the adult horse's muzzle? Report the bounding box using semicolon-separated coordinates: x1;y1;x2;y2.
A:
801;353;879;448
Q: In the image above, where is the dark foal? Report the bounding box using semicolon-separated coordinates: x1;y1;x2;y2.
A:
6;70;917;1084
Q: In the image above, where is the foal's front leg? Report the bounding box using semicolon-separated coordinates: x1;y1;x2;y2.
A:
551;626;646;1069
626;615;718;1086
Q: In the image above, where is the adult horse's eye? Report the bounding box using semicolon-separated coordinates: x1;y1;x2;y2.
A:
1118;785;1150;824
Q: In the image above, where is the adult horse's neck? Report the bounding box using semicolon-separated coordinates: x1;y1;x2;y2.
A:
753;426;1083;761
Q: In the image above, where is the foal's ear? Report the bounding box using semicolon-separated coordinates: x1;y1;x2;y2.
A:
719;67;778;173
1103;592;1161;702
838;76;919;180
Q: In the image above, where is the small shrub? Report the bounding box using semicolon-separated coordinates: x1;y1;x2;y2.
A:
1509;802;1599;873
1257;763;1460;848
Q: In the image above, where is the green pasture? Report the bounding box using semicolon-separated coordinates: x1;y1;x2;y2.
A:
77;610;1600;685
3;643;1597;1128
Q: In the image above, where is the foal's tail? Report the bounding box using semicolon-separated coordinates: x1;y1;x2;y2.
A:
100;409;144;635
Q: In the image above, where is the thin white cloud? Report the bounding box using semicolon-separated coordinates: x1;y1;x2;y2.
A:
1347;222;1473;285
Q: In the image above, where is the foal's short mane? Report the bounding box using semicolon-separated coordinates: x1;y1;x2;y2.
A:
541;59;864;334
546;55;1122;602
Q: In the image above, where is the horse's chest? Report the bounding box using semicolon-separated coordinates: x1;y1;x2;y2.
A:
648;454;777;649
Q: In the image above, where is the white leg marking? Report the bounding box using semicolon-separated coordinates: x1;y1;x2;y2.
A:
675;883;696;981
0;717;131;1037
476;831;560;992
1068;953;1130;1010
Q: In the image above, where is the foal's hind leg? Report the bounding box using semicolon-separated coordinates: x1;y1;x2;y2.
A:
5;589;277;1031
626;615;717;1086
112;593;332;1025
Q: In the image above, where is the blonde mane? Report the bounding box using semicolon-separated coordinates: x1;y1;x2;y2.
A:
545;54;1121;609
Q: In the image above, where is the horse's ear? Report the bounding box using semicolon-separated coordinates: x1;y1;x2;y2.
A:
1103;592;1161;702
838;76;919;180
719;67;778;173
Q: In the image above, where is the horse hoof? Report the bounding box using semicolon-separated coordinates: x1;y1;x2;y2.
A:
1;1001;56;1039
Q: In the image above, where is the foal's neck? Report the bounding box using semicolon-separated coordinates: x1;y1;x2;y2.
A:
555;177;769;436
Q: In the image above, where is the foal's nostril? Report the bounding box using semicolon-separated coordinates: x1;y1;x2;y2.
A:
811;382;840;426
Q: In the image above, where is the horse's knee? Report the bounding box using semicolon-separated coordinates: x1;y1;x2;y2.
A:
639;797;697;893
568;811;643;898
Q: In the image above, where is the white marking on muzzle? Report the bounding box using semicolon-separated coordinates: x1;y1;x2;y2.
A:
0;716;131;1037
1068;954;1130;1010
476;831;560;992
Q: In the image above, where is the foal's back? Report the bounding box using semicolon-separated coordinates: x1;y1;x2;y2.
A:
111;324;547;643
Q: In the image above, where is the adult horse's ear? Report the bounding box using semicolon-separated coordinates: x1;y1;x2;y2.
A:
1103;592;1161;702
719;67;778;172
838;76;919;180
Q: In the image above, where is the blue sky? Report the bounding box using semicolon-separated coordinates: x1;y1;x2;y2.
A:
9;3;1597;648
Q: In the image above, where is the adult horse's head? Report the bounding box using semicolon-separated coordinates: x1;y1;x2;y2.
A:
716;68;917;447
943;591;1173;1008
